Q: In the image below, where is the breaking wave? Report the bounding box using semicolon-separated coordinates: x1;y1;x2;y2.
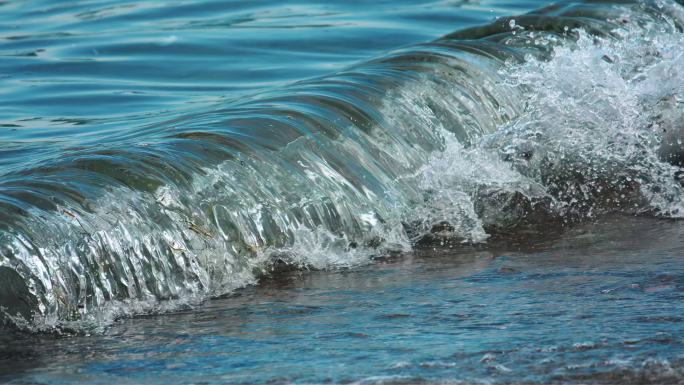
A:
1;0;683;332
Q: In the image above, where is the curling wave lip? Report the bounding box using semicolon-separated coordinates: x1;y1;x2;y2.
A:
0;0;683;333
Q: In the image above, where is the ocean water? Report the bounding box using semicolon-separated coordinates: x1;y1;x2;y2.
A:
2;216;684;384
1;0;684;383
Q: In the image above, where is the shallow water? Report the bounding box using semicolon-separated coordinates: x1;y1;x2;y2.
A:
1;0;684;382
2;216;684;384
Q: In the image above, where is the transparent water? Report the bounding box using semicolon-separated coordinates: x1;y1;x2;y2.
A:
1;0;684;383
2;216;684;384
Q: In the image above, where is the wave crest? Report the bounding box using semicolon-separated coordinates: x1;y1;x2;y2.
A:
1;0;683;333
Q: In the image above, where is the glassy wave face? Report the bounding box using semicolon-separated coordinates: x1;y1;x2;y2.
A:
1;0;683;332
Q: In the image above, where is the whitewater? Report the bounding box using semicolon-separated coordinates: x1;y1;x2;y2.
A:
0;0;683;334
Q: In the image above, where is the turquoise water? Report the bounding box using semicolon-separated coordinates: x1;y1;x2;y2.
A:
1;0;684;383
0;0;545;173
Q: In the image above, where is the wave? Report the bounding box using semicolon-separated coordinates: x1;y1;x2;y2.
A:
1;0;683;333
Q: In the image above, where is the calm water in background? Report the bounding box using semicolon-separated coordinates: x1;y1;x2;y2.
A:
1;0;684;384
0;0;544;174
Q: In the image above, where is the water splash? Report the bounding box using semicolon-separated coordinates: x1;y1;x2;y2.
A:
1;0;683;333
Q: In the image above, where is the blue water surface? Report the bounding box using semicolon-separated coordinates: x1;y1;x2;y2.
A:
2;216;684;384
0;0;545;174
2;0;684;384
